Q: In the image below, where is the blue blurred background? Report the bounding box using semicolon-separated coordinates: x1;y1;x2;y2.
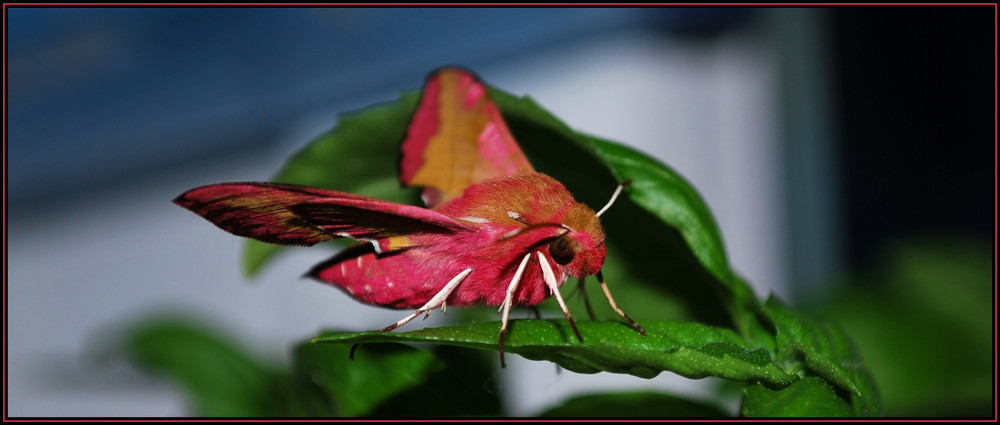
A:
6;7;992;417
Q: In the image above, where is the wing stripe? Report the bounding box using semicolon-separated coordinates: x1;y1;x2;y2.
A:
399;68;534;207
174;182;473;248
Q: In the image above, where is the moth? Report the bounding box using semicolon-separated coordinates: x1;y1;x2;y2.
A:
174;68;645;367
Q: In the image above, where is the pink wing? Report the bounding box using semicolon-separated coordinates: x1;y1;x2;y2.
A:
173;182;474;252
308;217;570;309
400;68;535;208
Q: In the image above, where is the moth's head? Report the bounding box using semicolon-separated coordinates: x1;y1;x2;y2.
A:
550;202;606;277
548;179;629;277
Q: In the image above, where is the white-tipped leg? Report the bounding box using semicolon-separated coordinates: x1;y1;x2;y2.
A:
377;268;472;333
497;253;532;368
537;252;584;343
351;268;472;360
498;253;532;313
596;270;646;336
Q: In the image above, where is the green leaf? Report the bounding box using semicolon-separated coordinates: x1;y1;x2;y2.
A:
118;317;329;417
488;90;729;280
730;275;776;352
588;138;735;297
312;320;796;386
761;297;882;416
741;376;853;417
539;391;729;417
815;237;992;416
488;90;740;325
293;339;502;417
241;241;286;277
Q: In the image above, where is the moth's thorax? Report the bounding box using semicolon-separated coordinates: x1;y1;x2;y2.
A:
437;172;607;277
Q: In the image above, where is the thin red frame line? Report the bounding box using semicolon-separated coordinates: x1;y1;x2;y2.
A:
1;2;997;5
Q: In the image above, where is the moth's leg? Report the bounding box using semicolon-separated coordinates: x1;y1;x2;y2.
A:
577;277;597;320
596;270;646;336
350;268;473;360
537;252;584;344
497;253;532;368
378;268;473;332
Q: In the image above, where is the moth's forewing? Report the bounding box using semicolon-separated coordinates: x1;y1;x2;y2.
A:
400;68;535;207
173;182;472;252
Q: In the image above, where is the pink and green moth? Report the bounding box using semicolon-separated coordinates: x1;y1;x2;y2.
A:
174;68;645;367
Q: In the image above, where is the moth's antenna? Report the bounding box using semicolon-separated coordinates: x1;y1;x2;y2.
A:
595;179;631;217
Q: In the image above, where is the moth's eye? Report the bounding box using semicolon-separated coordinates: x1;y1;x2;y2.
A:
549;237;576;266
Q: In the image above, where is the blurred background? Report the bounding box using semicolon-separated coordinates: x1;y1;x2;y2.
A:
5;7;993;417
